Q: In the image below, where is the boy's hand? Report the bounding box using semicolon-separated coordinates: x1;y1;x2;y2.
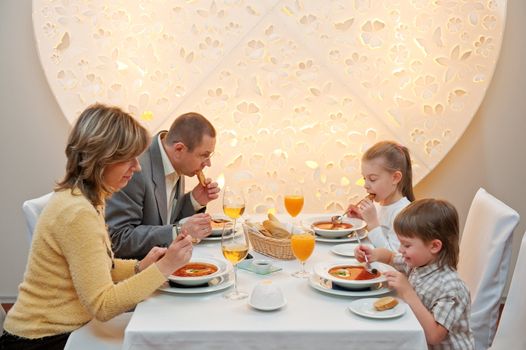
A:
384;270;416;301
354;244;375;263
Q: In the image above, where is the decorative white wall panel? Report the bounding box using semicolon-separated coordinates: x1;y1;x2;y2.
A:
32;0;506;214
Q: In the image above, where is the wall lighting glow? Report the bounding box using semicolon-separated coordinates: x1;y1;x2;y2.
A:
32;0;506;214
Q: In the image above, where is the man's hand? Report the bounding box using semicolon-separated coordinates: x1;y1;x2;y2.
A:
181;213;213;240
192;178;220;206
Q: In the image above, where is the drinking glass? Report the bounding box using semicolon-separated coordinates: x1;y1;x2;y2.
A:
284;187;304;226
290;228;315;278
223;185;246;231
221;225;249;299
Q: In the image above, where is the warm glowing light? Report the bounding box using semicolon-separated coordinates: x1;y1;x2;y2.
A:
32;0;507;214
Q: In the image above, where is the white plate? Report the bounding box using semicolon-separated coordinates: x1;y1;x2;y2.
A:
248;298;287;311
201;235;223;242
159;276;234;294
308;217;367;238
210;216;233;236
314;259;395;290
315;230;367;243
168;257;231;286
308;274;391;297
331;243;359;257
348;298;406;319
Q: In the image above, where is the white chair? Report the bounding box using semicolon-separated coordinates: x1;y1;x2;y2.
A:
490;231;526;350
457;188;520;350
1;305;6;334
64;312;132;350
22;192;53;241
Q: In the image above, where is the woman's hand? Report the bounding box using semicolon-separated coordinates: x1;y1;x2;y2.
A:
138;246;167;272
155;234;193;277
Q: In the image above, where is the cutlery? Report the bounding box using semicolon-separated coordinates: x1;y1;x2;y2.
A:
355;232;378;275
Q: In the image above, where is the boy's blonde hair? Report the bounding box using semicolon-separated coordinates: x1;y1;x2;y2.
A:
56;103;150;207
362;141;415;201
394;198;459;269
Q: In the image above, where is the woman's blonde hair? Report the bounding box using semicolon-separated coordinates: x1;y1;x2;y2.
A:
362;141;415;201
56;104;150;207
394;199;460;269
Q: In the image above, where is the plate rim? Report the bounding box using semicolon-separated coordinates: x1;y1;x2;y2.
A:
159;277;234;294
330;243;359;257
314;230;367;243
348;297;406;319
308;274;391;297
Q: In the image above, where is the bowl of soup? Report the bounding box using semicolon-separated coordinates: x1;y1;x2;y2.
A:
314;259;394;290
168;257;231;286
308;217;366;238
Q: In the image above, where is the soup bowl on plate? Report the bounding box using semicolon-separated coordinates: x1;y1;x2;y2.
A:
307;217;366;239
168;257;231;286
314;259;395;290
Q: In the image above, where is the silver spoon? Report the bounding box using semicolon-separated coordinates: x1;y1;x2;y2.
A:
355;232;378;274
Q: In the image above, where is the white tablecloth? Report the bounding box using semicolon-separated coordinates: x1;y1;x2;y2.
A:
123;216;427;350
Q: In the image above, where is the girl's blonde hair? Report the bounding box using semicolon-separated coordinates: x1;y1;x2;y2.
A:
56;103;150;207
394;199;460;269
362;141;415;201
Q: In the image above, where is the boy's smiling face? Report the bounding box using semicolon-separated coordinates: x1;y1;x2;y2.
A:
397;235;442;268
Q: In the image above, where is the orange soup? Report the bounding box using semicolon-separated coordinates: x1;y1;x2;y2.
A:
313;221;353;230
211;218;230;229
328;265;380;280
173;263;218;277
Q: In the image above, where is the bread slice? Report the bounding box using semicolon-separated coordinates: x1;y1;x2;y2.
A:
373;296;398;311
196;170;206;187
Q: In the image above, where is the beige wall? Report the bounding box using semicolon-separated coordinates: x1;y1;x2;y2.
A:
1;0;524;300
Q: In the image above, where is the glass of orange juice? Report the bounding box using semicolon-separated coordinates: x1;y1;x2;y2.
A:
290;228;315;278
284;187;304;226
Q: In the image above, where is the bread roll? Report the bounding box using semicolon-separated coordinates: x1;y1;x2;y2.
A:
373;296;398;311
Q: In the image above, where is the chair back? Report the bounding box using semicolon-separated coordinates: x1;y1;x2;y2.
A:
490;231;526;350
64;312;132;350
0;305;5;334
458;188;519;350
22;192;53;241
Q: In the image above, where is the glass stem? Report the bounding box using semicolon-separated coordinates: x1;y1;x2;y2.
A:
233;265;238;294
300;261;306;274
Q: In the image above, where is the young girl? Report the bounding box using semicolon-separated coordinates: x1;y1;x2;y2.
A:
347;141;414;251
356;199;474;349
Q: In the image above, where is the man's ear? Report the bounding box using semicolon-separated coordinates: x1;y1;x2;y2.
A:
172;142;185;153
429;239;443;254
392;170;402;185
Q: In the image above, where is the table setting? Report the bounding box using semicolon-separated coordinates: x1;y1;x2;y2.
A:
122;202;427;350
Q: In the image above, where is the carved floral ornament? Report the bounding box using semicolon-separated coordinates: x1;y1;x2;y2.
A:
33;0;506;214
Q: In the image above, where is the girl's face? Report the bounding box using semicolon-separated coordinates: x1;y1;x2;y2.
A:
103;157;141;191
361;158;402;205
397;235;440;268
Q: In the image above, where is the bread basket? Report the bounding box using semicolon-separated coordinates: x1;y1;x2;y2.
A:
243;222;295;260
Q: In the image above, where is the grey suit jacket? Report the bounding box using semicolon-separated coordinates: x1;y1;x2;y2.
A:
105;133;203;259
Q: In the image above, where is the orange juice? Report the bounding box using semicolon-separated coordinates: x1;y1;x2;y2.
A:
291;234;315;262
284;195;304;217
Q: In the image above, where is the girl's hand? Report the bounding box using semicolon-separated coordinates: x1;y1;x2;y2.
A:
138;246;167;272
384;270;416;301
156;234;193;277
346;204;362;219
355;198;379;229
354;244;375;263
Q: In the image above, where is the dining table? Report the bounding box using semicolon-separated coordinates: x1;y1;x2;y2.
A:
122;214;427;350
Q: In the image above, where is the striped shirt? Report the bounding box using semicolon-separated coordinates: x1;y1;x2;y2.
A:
393;256;474;350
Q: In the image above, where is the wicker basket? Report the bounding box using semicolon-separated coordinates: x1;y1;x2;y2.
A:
243;223;295;260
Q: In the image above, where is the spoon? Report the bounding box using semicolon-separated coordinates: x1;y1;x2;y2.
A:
330;212;348;226
355;230;378;275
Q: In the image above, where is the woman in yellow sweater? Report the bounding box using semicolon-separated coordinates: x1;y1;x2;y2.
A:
0;104;193;349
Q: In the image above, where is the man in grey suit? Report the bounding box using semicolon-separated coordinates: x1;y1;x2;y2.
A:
106;112;220;259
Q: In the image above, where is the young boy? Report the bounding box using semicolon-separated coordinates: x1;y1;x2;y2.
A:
356;199;474;349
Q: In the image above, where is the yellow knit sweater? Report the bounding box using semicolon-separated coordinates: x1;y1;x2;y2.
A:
4;189;167;339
